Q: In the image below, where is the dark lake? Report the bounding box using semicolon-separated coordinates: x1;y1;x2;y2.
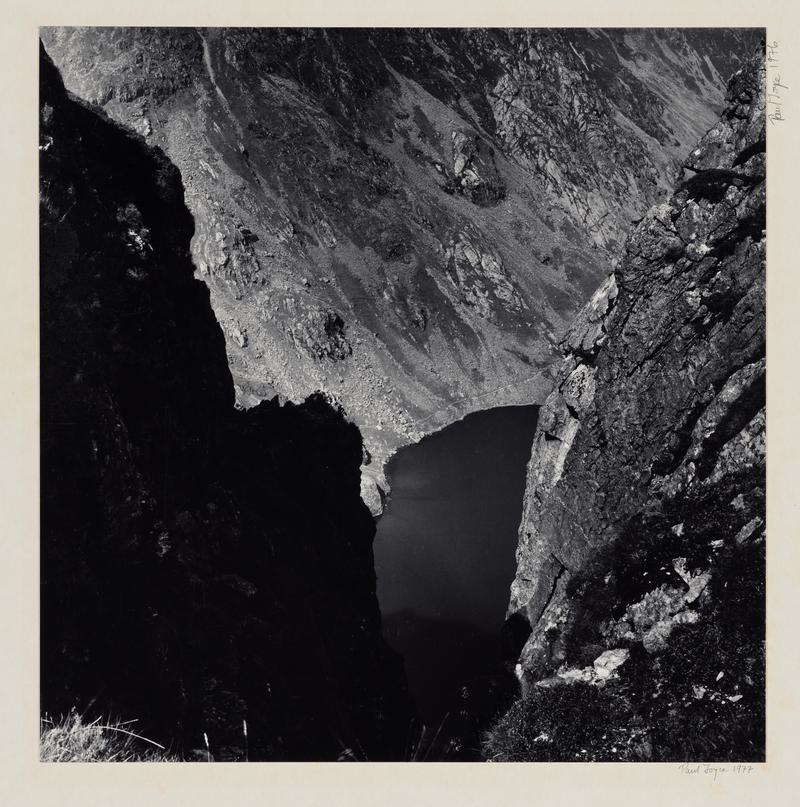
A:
373;404;539;759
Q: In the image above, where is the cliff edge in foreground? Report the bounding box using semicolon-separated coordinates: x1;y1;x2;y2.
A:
40;44;408;761
492;50;765;762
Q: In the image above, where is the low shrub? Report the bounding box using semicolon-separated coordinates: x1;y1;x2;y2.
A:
484;683;646;762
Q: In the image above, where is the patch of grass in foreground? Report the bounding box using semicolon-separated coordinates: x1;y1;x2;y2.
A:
40;711;175;762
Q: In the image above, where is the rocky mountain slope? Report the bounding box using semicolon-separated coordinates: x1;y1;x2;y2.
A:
491;50;765;762
40;45;409;761
41;28;760;507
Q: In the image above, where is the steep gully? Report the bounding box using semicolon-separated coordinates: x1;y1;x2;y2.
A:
40;34;764;761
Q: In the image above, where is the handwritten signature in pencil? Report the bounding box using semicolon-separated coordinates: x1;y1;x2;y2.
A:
766;40;787;125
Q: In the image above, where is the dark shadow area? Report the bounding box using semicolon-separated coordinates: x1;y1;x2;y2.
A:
39;43;410;761
382;611;518;760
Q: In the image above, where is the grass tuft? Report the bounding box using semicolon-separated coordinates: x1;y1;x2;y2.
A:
40;710;174;762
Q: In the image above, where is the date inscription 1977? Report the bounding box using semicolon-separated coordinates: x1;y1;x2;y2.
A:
678;763;756;780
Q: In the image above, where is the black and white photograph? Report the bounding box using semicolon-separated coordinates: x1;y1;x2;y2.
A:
38;25;766;764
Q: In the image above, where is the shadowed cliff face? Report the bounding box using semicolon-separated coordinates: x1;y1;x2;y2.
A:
40;46;409;761
40;28;761;489
491;51;765;762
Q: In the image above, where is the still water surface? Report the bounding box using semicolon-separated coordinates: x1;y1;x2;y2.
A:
374;405;539;753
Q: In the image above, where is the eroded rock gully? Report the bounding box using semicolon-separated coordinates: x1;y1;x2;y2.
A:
492;52;766;762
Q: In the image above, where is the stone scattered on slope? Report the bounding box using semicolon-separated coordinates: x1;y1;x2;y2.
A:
41;28;759;480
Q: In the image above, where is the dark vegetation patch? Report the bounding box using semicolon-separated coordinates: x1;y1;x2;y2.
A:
412;105;442;149
485;681;645;762
684;75;701;94
486;541;764;762
562;466;764;661
502;347;534;367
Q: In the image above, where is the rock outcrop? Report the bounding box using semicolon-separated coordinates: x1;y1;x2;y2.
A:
492;51;765;762
40;28;760;487
40;45;409;761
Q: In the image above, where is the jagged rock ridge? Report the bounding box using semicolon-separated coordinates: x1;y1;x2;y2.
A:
40;45;409;761
490;50;765;762
41;28;760;499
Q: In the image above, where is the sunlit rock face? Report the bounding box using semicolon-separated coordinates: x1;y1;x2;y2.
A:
493;51;765;763
41;27;760;479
